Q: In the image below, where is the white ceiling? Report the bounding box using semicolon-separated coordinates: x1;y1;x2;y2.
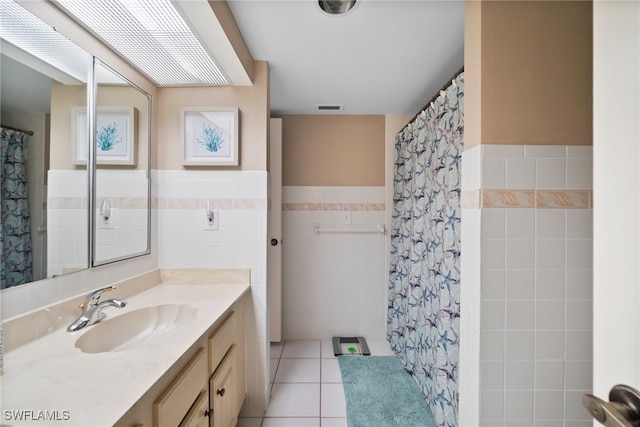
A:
226;0;464;115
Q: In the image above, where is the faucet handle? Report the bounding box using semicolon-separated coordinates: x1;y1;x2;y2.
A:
84;285;117;306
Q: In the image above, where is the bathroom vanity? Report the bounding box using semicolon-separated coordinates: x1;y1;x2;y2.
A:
0;269;250;427
151;305;245;427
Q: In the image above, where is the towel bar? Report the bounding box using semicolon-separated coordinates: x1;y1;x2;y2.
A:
313;223;385;235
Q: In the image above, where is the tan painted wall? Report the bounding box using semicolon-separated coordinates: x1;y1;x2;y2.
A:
465;0;592;149
50;83;86;170
279;115;385;186
157;61;269;171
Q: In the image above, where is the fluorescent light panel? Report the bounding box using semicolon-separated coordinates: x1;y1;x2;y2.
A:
54;0;228;86
0;1;90;83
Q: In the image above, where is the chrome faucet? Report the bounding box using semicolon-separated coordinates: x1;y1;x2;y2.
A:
67;286;127;332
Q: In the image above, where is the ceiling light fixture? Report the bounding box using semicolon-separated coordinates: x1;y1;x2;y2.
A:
318;0;359;16
0;1;90;84
53;0;228;86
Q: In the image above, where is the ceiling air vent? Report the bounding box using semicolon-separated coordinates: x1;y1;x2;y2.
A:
316;104;343;112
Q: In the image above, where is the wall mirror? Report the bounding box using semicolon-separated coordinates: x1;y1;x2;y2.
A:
1;1;91;289
92;60;151;266
0;2;152;290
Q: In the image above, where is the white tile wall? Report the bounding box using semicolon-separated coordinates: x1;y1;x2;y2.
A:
281;186;386;340
459;205;481;426
505;158;536;189
47;170;89;277
481;145;594;191
460;145;593;427
461;145;482;192
46;170;151;276
94;170;149;261
156;170;269;417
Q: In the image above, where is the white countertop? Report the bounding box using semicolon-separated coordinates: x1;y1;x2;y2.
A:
0;283;249;427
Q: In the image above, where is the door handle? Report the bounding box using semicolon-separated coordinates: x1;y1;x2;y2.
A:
583;384;640;427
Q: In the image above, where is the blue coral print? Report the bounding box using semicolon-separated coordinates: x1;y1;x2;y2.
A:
96;122;122;151
387;73;464;427
197;123;224;152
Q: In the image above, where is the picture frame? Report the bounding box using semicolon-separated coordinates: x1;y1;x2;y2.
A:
181;107;239;166
72;106;136;165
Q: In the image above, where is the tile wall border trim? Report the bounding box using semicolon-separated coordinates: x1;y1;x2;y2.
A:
47;197;87;209
48;197;149;209
461;189;593;209
154;197;268;210
50;197;270;210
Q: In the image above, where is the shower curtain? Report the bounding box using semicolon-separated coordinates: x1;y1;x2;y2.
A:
1;127;33;289
387;72;464;427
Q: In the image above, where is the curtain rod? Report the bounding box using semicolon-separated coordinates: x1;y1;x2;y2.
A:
1;124;34;136
406;66;465;127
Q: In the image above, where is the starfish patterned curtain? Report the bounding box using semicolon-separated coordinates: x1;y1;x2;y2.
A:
1;127;33;289
388;72;464;427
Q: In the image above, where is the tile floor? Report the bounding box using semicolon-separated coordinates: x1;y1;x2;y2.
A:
237;339;395;427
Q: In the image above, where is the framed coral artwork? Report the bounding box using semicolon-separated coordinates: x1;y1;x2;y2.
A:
72;106;136;165
181;107;239;166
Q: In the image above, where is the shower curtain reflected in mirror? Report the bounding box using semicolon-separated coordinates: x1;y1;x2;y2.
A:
1;127;33;289
388;72;464;427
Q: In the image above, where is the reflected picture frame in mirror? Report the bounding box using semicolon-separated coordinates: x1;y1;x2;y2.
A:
71;105;137;166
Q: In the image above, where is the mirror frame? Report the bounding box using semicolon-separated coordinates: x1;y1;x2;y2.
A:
89;58;152;268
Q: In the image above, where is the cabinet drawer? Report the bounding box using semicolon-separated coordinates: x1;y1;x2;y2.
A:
154;348;207;427
208;311;237;372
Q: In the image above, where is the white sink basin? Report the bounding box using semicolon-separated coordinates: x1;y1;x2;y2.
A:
75;304;198;353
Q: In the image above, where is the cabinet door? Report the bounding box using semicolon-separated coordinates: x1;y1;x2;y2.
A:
208;311;237;373
154;348;207;427
179;391;209;427
231;343;245;414
209;347;238;427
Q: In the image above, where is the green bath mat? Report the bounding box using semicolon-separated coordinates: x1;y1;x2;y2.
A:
337;355;437;427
